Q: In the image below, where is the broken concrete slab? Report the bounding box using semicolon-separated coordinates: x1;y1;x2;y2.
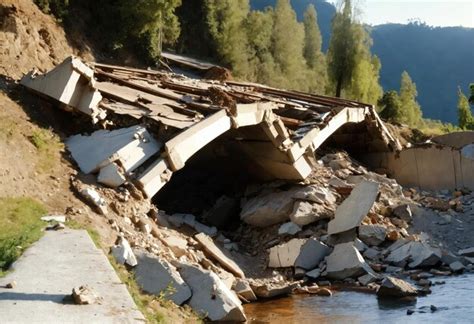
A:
111;237;137;267
41;215;66;223
326;242;372;280
458;247;474;257
359;225;387;246
178;264;246;322
97;162;126;188
268;238;306;268
233;279;257;302
289;200;330;226
67;125;161;175
240;190;294;227
160;233;188;258
168;213;217;236
194;233;245;278
328;181;379;235
278;222;302;236
408;242;442;268
134;251;191;305
377;276;418;298
294;239;331;270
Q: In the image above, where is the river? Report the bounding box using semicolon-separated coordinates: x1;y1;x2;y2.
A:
244;274;474;324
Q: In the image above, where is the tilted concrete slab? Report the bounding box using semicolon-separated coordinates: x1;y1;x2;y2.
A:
67;125;161;174
0;230;145;323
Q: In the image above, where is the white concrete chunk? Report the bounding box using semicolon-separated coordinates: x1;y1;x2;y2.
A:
292;186;336;205
289;200;329;226
326;242;372;280
178;264;246;322
328;181;379;235
97;162;126;188
268;238;306;268
240;190;294;227
111;237;137;267
134;251;191;305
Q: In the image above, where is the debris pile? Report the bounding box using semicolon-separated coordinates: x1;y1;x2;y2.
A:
19;57;474;322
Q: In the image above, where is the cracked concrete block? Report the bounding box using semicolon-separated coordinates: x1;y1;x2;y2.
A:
111;237;137;267
134;252;191;305
97;162;126;188
326;242;372;280
359;225;387;246
268;239;307;268
328;181;379;235
178;264;246;322
294;239;331;270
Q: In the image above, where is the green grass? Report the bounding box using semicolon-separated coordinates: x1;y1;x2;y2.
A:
28;128;63;172
0;197;47;276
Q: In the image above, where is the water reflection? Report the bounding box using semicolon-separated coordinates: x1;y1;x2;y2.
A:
244;275;474;324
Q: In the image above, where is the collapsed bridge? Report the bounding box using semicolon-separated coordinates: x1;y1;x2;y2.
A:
20;56;400;199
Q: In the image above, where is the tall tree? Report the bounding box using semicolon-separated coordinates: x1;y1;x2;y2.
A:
303;4;327;94
379;90;403;122
458;89;474;129
204;0;251;78
327;0;382;104
271;0;307;90
399;71;422;126
246;9;276;83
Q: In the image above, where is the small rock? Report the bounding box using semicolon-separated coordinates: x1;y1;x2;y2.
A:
72;285;98;305
393;205;413;222
5;281;16;289
358;273;379;286
359;225;387;246
294;239;331;270
458;247;474;257
305;268;321;279
449;261;465;272
111;237;138;267
407;309;415;315
278;222;302;236
430;305;438;312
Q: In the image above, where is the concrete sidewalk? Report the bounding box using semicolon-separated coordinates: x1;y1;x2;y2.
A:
0;229;145;323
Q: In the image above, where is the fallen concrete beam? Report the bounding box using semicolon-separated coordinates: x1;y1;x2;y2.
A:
20;57;105;122
136;158;171;198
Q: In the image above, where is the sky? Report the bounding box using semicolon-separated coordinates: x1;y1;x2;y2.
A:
327;0;474;27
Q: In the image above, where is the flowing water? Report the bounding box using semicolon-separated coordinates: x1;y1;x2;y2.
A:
244;274;474;324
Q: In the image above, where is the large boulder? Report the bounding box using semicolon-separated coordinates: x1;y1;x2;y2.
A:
359;225;387;246
289;201;330;226
178;264;246;322
134;252;191;305
268;239;306;268
377;276;418;298
240;191;294;227
327;181;379;235
294;239;331;270
326;242;372;280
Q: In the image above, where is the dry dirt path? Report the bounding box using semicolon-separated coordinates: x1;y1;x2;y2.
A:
0;229;145;323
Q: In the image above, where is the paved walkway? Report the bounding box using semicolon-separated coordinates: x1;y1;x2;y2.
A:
0;229;145;323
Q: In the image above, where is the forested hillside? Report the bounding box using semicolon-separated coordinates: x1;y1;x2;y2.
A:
250;0;474;124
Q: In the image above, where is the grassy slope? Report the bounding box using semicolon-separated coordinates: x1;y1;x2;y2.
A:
0;197;47;276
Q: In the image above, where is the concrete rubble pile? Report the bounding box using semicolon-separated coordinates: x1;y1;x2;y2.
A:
20;56;474;321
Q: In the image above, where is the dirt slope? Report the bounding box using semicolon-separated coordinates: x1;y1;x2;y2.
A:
0;0;93;79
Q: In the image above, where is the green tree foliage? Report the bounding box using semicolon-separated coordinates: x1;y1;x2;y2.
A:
327;0;382;104
398;71;422;126
458;90;474;130
34;0;69;19
379;90;403;122
303;4;327;94
270;0;307;90
204;0;252;78
469;83;474;105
